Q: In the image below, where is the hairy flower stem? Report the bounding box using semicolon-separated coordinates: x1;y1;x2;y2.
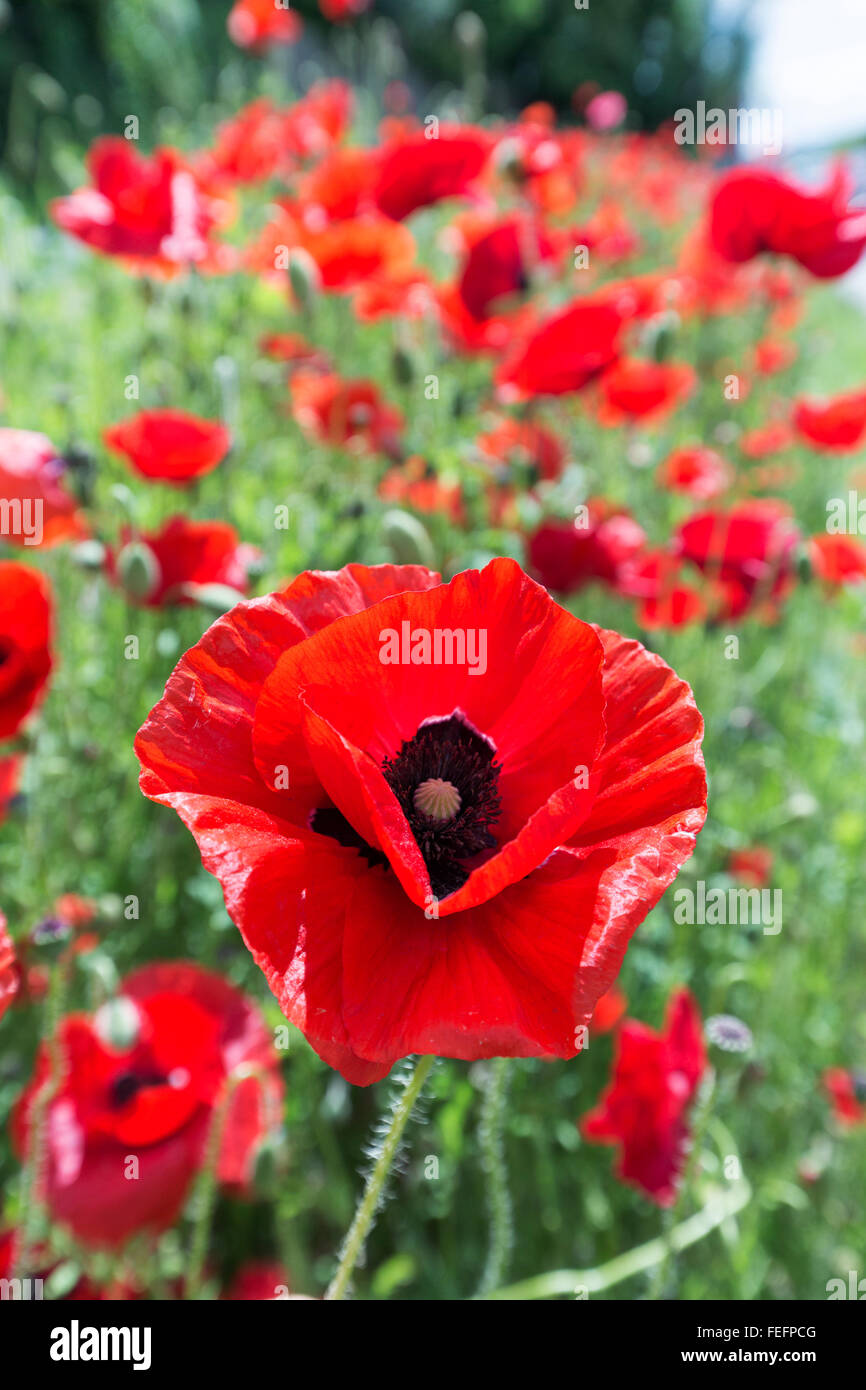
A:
185;1074;239;1300
475;1058;513;1296
477;1176;751;1300
648;1068;717;1301
13;963;67;1281
325;1054;435;1301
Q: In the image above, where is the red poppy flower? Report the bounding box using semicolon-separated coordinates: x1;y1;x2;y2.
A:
477;418;565;482
259;332;331;371
0;753;22;826
709;164;866;279
103;410;231;485
0;1229;138;1299
436;283;537;356
51;138;226;275
13;962;283;1248
793;388;866;453
809;533;866;586
675;500;800;620
0;562;54;740
200;100;289;185
297;147;380;221
353;269;435;323
106;517;259;609
283;81;353;160
319;0;371;20
656;446;732;501
222;1262;308;1299
0;911;17;1022
590;984;627;1035
227;0;302;50
739;421;794;459
581;988;707;1205
728;847;773;888
291;372;404;456
597;358;696;427
527;505;646;596
298;216;416;291
135;559;706;1086
378;458;465;524
823;1068;865;1128
754;337;797;376
0;428;88;547
496;295;627;399
374;127;492;221
457;215;557;321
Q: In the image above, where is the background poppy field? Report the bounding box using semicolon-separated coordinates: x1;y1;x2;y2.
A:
0;0;865;1302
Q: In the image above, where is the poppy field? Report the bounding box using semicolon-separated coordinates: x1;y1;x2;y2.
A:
1;1;865;1307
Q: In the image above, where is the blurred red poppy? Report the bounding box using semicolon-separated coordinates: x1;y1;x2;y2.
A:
0;754;21;826
13;962;283;1248
291;372;404;455
590;984;627;1034
808;533;866;586
823;1067;865;1127
582;988;707;1205
477;418;565;481
106;517;259;608
0;428;88;547
527;504;646;595
597;358;696;426
222;1262;309;1299
227;0;302;49
135;559;706;1085
0;911;17;1022
497;295;627;399
374;126;492;221
457;215;557;321
52;138;227;275
104;410;231;484
675;500;800;620
0;562;54;740
319;0;371;19
728;847;774;888
657;446;732;500
794;388;866;452
709;165;866;279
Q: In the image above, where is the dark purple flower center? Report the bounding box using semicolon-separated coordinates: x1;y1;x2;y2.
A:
311;713;502;900
109;1070;168;1109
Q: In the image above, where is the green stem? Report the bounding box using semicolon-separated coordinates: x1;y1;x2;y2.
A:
325;1055;435;1302
13;963;67;1281
477;1177;751;1301
475;1058;513;1296
648;1068;717;1301
185;1074;239;1300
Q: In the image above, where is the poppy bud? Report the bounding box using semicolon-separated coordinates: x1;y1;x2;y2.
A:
381;508;437;568
93;995;142;1050
116;541;160;602
288;249;321;313
391;344;414;387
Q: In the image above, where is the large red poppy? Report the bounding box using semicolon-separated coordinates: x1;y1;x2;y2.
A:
51;138;225;275
0;428;88;547
135;559;706;1086
106;517;259;608
103;410;231;484
0;562;54;740
373;127;492;221
13;962;283;1248
809;533;866;587
597;358;696;427
709;165;866;279
581;987;707;1205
